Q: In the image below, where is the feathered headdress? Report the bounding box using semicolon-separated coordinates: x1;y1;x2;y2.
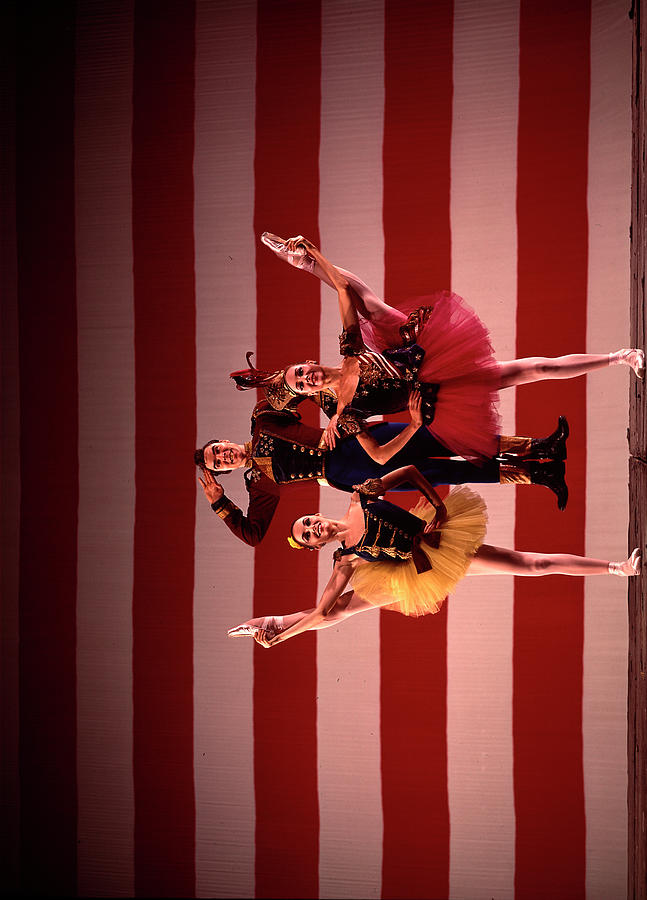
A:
230;351;299;411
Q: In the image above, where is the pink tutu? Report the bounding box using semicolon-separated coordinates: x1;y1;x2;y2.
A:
357;291;501;461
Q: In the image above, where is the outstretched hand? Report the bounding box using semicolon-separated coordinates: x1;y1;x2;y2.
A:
408;388;423;428
323;413;340;449
198;467;224;504
423;503;447;533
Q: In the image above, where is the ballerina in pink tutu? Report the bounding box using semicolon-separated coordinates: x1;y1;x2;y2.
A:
232;233;643;462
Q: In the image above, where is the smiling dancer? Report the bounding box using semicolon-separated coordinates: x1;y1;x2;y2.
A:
196;390;573;547
227;465;640;648
233;234;643;459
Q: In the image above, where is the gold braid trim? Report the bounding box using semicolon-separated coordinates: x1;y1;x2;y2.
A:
499;463;531;485
252;457;275;482
498;434;532;456
215;498;238;520
399;305;435;344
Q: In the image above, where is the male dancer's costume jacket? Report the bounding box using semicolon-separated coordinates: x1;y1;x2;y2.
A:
210;400;502;546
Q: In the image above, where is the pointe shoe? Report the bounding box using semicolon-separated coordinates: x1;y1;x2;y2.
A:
227;624;260;638
616;348;645;379
530;415;569;461
609;548;641;577
227;616;283;639
261;232;315;273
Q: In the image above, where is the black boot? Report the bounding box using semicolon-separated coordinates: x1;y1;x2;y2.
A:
524;458;568;510
529;416;569;461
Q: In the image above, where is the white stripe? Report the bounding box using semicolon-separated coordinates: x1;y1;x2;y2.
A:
448;2;519;897
317;1;384;896
584;1;631;895
193;1;257;897
75;2;135;894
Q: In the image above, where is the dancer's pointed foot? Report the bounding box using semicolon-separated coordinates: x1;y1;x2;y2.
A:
227;623;260;638
609;548;641;577
228;616;282;639
261;232;315;272
613;348;645;379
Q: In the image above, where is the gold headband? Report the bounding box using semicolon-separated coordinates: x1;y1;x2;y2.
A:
287;535;305;550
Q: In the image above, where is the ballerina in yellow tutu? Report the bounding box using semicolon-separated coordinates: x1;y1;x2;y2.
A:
228;464;641;648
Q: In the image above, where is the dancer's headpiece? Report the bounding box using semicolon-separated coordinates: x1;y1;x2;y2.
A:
230;351;298;411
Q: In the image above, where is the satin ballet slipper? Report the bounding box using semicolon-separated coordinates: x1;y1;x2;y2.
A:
261;231;316;273
228;615;284;638
227;624;260;638
611;348;645;379
608;548;641;577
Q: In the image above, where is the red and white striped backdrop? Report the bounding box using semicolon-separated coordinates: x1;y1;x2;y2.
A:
2;0;632;897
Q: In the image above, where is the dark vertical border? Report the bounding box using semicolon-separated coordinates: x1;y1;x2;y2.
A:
253;1;321;896
628;3;647;897
15;1;79;894
132;1;196;895
381;2;453;897
514;2;590;897
1;1;20;894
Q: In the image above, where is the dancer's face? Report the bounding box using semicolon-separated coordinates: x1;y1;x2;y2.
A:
203;441;246;471
292;514;334;549
285;363;325;395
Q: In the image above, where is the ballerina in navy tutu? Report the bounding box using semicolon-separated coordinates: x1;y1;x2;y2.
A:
231;233;643;461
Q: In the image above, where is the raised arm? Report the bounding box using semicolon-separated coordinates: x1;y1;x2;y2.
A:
355;389;424;464
198;467;280;546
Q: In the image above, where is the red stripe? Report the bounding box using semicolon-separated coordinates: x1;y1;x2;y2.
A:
131;3;196;895
514;2;590;897
253;1;321;896
381;2;453;897
15;2;78;894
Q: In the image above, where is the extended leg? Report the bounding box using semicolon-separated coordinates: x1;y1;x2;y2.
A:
261;231;395;321
498;349;644;388
467;543;641;577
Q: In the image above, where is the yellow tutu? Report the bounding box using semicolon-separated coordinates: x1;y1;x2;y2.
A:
349;485;487;617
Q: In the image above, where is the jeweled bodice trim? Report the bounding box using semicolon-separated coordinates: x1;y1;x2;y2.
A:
251;430;325;484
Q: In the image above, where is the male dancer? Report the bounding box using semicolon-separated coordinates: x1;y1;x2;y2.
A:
195;394;568;546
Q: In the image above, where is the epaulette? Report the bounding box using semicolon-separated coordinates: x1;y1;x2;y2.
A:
250;402;301;430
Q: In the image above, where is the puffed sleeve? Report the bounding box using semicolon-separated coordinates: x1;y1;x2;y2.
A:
336;408;367;437
338;324;365;356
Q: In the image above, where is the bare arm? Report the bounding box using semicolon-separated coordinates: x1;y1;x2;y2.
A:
322;357;361;450
245;590;377;648
355;389;423;464
265;558;357;646
336;356;360;410
374;465;444;508
356;464;447;527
